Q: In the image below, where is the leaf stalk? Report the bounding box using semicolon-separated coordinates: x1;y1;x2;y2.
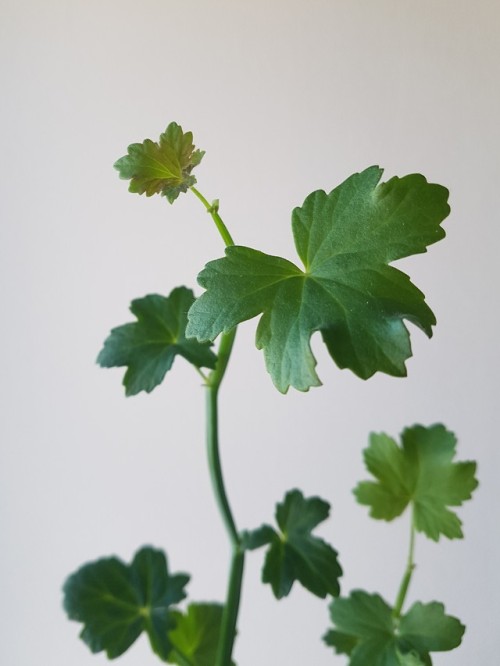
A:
194;189;242;665
191;186;235;247
393;508;417;619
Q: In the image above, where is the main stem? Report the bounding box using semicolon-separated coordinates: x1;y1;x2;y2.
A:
393;508;417;619
191;187;242;665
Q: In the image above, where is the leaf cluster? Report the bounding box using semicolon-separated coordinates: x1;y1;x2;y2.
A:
325;591;464;666
64;123;478;666
64;547;233;665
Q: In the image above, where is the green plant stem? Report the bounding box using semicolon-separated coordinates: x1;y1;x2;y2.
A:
192;188;242;665
205;333;238;545
190;186;235;247
205;332;243;666
393;509;417;619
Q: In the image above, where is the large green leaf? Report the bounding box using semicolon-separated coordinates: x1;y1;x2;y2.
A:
186;167;449;392
114;122;204;203
325;591;464;665
242;489;342;599
354;424;478;540
97;286;217;396
63;546;190;661
168;603;236;666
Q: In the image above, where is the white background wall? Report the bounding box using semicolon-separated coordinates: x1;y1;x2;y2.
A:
1;1;499;664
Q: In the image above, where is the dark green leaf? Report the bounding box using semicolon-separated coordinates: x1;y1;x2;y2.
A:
240;525;276;551
254;489;342;599
168;603;236;666
325;591;464;665
63;546;190;661
97;286;217;396
354;424;478;540
187;167;449;392
114;122;205;203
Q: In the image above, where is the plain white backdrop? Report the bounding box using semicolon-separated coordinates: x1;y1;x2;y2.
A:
1;1;499;664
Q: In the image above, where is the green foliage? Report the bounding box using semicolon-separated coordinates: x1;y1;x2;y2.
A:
168;604;236;666
97;286;217;396
63;546;189;661
354;424;478;540
64;121;475;666
242;489;342;599
114;122;204;203
325;591;464;665
187;167;449;392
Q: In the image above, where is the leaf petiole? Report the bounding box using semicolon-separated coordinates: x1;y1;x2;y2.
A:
393;508;417;619
191;188;241;665
190;186;235;247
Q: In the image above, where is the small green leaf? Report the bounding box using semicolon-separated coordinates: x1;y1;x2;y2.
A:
168;603;236;666
325;591;464;665
97;286;217;396
63;546;190;661
251;489;342;599
187;167;449;392
114;122;204;203
354;424;478;540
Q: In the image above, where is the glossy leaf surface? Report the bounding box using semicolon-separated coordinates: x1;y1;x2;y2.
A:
97;286;217;396
354;424;478;540
242;489;342;599
187;167;449;392
325;591;464;665
114;122;204;203
63;547;189;661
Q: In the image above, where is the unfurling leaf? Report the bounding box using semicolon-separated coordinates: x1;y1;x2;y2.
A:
325;591;464;665
354;424;478;540
63;546;189;661
242;489;342;599
97;286;217;396
186;167;449;392
114;122;204;203
168;603;236;666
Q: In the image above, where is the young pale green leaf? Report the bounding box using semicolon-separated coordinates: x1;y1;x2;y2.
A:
168;604;236;666
325;591;464;666
186;167;449;392
245;489;342;599
97;286;217;396
63;546;190;661
354;424;478;540
114;122;204;203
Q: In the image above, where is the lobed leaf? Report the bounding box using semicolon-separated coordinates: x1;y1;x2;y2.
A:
63;546;190;661
325;591;464;665
243;489;342;599
97;286;217;396
187;167;450;392
354;424;478;540
114;122;204;203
